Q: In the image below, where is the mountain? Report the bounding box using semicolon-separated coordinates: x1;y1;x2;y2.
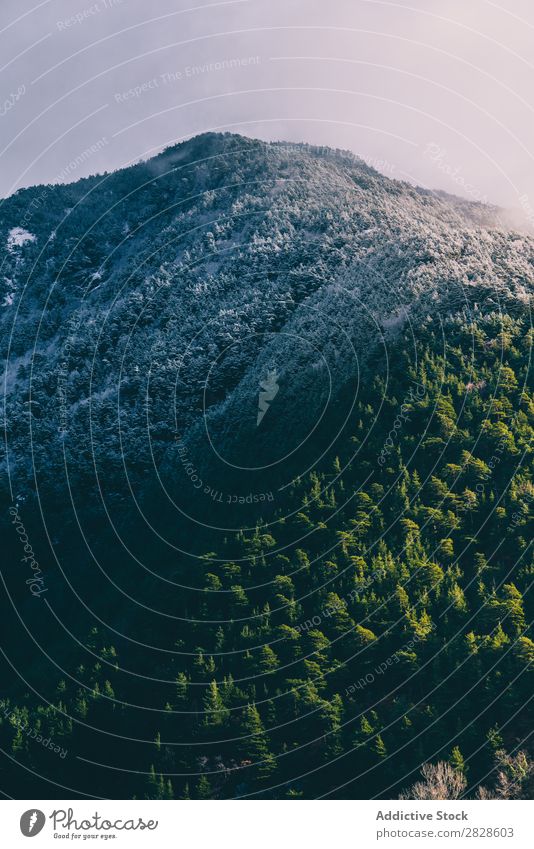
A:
1;133;531;514
0;133;532;800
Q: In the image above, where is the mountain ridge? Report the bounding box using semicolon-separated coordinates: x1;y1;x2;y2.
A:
1;132;532;514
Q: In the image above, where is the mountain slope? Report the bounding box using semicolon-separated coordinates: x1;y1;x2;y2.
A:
0;133;532;800
1;132;532;518
1;309;532;799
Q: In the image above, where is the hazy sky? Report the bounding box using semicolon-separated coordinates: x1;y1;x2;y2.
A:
1;0;534;212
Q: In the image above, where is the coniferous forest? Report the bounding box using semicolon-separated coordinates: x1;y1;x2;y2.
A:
1;133;532;799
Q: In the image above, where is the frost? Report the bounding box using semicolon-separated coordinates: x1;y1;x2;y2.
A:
7;227;36;250
2;277;15;307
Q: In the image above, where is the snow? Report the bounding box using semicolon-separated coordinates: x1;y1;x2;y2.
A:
7;227;36;250
2;277;15;307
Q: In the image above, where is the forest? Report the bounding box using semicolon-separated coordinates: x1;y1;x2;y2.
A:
0;133;532;799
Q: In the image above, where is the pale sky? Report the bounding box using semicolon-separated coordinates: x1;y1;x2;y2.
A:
1;0;534;213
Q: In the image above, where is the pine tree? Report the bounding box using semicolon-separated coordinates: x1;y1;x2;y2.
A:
196;774;212;799
374;734;387;759
203;681;229;727
240;704;276;778
449;746;467;776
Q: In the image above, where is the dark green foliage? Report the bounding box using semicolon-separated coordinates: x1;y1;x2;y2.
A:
2;309;531;799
